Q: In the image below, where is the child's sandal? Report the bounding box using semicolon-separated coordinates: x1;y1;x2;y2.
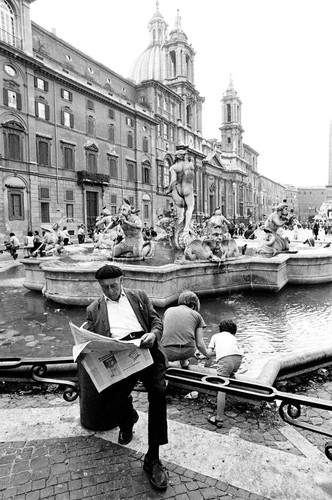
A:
207;415;223;428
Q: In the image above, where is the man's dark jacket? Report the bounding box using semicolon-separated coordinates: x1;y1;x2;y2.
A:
84;289;163;348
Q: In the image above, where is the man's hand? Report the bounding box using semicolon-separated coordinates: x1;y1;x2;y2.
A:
140;332;156;349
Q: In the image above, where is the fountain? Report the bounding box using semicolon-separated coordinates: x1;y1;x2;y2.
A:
21;156;332;307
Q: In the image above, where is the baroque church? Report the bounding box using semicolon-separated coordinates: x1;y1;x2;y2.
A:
0;0;287;240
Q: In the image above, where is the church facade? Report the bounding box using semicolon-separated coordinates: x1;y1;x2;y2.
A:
0;0;287;241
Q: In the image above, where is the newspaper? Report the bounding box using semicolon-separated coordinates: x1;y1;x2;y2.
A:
69;322;153;392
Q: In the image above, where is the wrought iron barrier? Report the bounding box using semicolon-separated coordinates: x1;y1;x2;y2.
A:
0;357;79;402
1;359;332;460
166;367;332;461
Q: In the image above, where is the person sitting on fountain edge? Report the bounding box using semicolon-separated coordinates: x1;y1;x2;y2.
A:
83;264;169;491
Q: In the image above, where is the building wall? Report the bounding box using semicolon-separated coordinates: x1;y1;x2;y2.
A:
0;0;292;241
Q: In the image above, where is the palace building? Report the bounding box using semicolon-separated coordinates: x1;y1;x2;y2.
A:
0;0;287;241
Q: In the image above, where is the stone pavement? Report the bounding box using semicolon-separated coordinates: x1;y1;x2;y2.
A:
1;371;332;500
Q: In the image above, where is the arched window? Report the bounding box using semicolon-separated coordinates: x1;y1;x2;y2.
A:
0;0;16;47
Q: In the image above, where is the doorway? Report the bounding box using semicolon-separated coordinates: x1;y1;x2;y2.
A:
86;191;98;234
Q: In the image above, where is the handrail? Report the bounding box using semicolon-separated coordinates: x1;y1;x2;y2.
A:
166;367;332;461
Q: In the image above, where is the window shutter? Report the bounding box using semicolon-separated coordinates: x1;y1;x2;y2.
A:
60;89;64;98
60;110;65;125
70;113;74;128
69;91;73;102
16;93;22;110
44;81;49;92
45;105;50;121
3;88;8;106
34;77;38;88
35;101;39;117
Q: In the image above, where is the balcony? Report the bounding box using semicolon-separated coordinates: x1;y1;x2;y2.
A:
0;29;22;50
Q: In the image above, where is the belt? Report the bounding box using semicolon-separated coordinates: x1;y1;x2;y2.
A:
121;331;145;341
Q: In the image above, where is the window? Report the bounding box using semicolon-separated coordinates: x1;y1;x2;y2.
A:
128;196;134;207
3;88;22;110
41;202;50;223
110;194;117;215
35;101;50;120
65;190;74;201
87;152;97;173
86;99;94;111
157;94;162;108
109;156;118;179
61;109;74;128
108;108;115;119
157;123;161;136
144;204;149;219
0;0;16;47
227;137;231;144
142;162;151;184
170;127;175;142
66;204;74;221
127;131;133;148
62;144;75;170
108;124;115;143
163;123;168;139
126;117;134;127
227;103;231;122
8;189;23;220
126;162;135;181
5;132;21;160
37;137;51;166
86;116;95;136
34;77;48;91
61;89;73;101
142;137;148;152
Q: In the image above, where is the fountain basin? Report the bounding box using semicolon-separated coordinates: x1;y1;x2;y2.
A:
21;247;332;307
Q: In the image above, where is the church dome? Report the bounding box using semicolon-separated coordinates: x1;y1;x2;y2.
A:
129;1;168;84
129;44;167;83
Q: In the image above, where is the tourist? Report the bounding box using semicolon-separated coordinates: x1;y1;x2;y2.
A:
23;231;34;258
6;233;20;260
61;226;71;245
77;224;85;244
32;231;41;253
162;290;209;368
313;220;320;240
84;264;169;491
207;320;243;428
32;226;56;257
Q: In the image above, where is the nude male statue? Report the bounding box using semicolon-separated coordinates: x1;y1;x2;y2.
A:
166;149;195;234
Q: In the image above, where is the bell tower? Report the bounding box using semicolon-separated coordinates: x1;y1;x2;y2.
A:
220;76;244;155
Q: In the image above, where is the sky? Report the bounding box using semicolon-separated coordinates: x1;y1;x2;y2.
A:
30;0;332;188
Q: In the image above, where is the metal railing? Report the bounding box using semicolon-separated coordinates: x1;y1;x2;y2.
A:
166;367;332;461
0;29;22;50
1;358;332;460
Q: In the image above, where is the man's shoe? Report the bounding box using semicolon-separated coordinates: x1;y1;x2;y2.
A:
143;456;168;490
118;409;139;445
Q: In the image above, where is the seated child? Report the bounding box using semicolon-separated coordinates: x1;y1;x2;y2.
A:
206;319;243;428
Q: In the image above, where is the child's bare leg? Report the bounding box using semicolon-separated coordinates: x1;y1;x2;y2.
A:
216;391;226;420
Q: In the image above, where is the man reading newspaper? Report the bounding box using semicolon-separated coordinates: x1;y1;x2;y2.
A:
82;264;168;491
